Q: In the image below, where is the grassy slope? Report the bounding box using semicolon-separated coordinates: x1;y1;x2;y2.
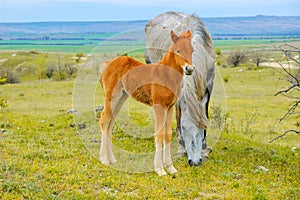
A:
219;65;298;146
1;59;299;199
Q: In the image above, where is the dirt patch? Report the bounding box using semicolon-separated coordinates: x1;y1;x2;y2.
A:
261;62;299;69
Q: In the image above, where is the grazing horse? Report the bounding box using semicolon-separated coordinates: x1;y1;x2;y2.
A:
100;30;194;176
145;12;215;166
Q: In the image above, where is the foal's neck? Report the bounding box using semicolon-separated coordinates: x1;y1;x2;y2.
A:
158;46;184;75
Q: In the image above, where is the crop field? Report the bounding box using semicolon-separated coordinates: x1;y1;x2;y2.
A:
1;39;300;199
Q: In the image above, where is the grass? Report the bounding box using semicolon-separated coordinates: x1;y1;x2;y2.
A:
1;42;300;199
213;38;300;50
219;65;298;145
1;103;299;199
0;40;146;54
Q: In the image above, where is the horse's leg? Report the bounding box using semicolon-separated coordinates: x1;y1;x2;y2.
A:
100;88;128;165
176;102;186;156
164;106;177;174
153;104;167;176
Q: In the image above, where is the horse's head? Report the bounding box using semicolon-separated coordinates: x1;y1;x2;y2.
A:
180;117;205;166
170;30;194;75
178;92;208;166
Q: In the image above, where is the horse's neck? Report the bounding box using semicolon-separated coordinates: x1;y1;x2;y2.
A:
158;47;183;74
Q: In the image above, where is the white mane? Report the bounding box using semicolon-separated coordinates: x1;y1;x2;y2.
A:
145;11;215;128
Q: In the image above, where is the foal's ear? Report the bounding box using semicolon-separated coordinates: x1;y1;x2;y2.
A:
170;30;178;43
186;30;192;38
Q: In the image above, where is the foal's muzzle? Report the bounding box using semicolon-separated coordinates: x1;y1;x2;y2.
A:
184;65;193;75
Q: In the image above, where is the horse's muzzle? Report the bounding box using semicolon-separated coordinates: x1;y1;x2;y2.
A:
184;65;193;75
188;158;202;166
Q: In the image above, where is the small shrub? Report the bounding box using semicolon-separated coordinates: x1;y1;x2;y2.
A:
210;105;228;130
36;55;47;80
0;70;20;84
0;96;8;108
0;76;7;85
52;71;67;81
223;75;229;83
46;64;55;78
215;47;222;56
75;52;84;63
29;50;39;54
227;52;246;67
7;71;20;83
65;64;78;77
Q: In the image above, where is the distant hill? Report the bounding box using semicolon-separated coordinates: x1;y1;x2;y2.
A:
202;15;300;35
0;15;299;37
0;21;147;34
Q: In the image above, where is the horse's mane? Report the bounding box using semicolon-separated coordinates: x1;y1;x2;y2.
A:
145;11;215;128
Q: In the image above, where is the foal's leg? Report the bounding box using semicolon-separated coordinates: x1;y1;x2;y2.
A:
100;100;115;165
100;89;128;165
153;104;167;176
164;106;177;174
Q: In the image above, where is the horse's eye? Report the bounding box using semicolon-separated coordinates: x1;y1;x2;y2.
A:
176;49;181;54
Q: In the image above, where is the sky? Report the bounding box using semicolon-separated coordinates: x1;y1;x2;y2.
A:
0;0;299;22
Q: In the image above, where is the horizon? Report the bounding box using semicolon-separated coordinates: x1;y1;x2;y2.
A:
1;15;300;24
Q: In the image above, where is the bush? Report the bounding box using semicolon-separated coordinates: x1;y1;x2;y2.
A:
0;76;7;85
215;47;222;56
223;75;229;83
0;97;8;108
65;64;78;77
46;65;55;78
45;62;78;80
75;52;84;63
227;52;246;67
36;55;47;79
7;71;20;83
52;71;67;81
0;70;20;84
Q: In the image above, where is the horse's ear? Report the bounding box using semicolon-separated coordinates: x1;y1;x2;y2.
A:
186;30;192;38
170;30;178;43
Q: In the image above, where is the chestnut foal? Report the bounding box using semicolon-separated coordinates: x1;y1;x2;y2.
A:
100;30;194;176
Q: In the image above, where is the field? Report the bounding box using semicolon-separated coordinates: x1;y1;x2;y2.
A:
1;38;300;53
1;39;300;199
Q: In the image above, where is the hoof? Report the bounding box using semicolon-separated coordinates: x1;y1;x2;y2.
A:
100;160;110;166
100;157;117;165
155;169;167;176
110;158;117;164
166;165;177;174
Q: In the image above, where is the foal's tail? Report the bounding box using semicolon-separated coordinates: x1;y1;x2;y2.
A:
99;60;112;85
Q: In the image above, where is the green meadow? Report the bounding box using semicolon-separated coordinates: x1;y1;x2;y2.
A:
1;39;299;199
1;36;299;53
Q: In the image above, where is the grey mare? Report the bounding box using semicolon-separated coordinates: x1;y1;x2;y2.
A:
145;11;215;166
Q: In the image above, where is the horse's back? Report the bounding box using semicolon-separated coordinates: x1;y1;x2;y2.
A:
145;11;215;93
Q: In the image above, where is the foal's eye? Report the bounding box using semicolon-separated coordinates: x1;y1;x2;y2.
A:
176;49;181;54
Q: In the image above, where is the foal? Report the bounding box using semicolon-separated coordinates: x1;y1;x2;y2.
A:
100;30;194;176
